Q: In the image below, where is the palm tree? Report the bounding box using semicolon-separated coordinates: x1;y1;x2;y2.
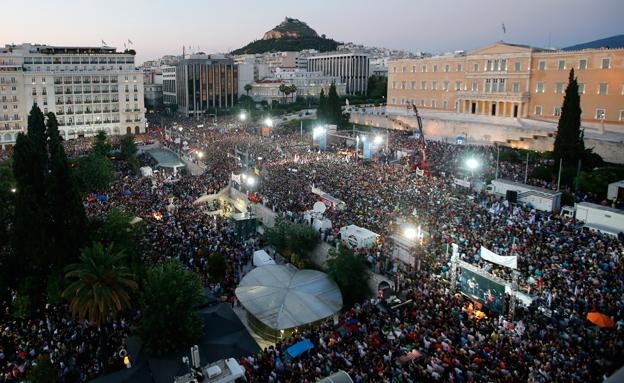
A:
244;83;253;96
63;242;137;371
279;83;291;104
289;84;297;103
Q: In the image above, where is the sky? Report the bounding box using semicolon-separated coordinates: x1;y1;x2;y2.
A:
3;0;623;65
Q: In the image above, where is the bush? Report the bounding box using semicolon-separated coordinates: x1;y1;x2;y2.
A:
532;166;554;181
12;295;33;319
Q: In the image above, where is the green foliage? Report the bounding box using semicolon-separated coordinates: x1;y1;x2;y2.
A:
136;260;204;356
27;354;61;383
244;83;253;96
231;36;338;55
325;246;371;307
120;134;138;160
87;208;145;267
0;160;15;248
92;130;112;157
63;242;138;324
263;216;319;256
127;155;141;174
46;269;70;307
317;83;350;129
367;75;387;99
577;169;619;198
498;150;520;163
532;166;554;181
75;153;114;191
561;191;575;207
12;295;33;319
208;252;227;282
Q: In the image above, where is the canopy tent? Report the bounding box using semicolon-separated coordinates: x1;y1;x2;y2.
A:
284;339;314;362
235;265;342;341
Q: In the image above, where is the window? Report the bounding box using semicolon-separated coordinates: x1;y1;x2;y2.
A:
443;82;449;91
391;97;396;104
43;98;47;105
485;79;491;92
578;83;585;94
558;60;566;70
620;110;624;121
602;58;610;69
421;81;427;90
457;64;463;72
420;99;425;107
472;82;478;91
401;81;406;89
455;82;462;91
536;83;545;93
392;81;397;89
433;64;438;72
556;83;564;93
133;85;138;92
444;64;450;72
125;95;130;102
401;98;405;105
494;60;499;71
535;106;542;115
499;79;505;92
422;65;427;72
431;100;436;108
513;83;520;92
473;63;479;72
393;67;397;73
596;109;605;119
402;66;406;73
412;65;416;72
599;84;608;95
538;61;546;70
411;81;416;89
443;100;448;108
487;60;493;71
579;59;587;70
432;82;438;90
501;60;507;71
554;106;561;117
515;61;521;71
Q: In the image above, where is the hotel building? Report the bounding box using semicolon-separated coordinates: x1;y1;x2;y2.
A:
387;42;624;130
0;43;145;149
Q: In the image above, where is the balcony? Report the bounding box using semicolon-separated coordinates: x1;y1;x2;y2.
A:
93;90;100;94
64;79;72;84
102;99;110;103
111;79;118;83
134;118;141;122
74;90;81;94
55;91;63;95
73;79;81;84
57;100;64;104
66;110;74;115
66;100;73;104
84;100;92;104
75;110;83;114
83;79;91;84
104;119;111;123
112;109;119;113
57;111;64;115
92;79;100;84
125;119;132;123
124;109;131;112
112;119;120;123
83;89;91;94
64;89;72;94
54;80;62;84
133;108;141;112
102;79;109;83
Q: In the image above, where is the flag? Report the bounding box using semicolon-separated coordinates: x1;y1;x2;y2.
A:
502;22;506;33
128;39;133;45
102;40;107;46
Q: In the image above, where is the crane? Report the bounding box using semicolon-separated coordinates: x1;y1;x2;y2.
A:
412;104;427;170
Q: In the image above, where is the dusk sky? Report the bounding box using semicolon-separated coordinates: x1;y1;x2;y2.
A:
4;0;623;65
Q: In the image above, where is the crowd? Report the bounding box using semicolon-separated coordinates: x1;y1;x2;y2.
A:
0;112;622;382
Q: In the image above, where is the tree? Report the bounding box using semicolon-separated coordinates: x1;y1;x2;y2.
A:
263;216;319;267
208;252;227;282
0;159;15;249
279;83;292;104
168;103;178;115
553;69;594;167
120;134;140;174
317;89;327;123
75;153;115;191
27;354;61;383
92;130;112;157
316;83;349;129
244;83;253;96
325;246;371;307
135;260;204;356
367;75;388;99
63;242;137;371
289;84;297;103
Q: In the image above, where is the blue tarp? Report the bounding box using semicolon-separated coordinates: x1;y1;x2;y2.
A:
286;339;314;359
121;190;131;195
97;195;108;201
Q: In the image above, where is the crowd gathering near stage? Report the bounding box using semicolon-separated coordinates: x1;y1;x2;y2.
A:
0;112;622;383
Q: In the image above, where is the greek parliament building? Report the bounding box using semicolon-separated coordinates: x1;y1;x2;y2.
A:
307;51;369;95
175;55;238;118
387;42;624;129
0;43;145;149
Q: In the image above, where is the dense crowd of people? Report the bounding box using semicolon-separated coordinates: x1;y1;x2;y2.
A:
0;112;622;382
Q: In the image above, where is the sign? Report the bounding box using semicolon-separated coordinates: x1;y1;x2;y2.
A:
454;179;471;188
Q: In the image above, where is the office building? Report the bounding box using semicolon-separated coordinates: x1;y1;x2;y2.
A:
307;51;370;95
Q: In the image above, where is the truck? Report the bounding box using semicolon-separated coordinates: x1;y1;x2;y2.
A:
607;180;624;202
253;250;276;267
486;179;561;212
174;357;247;383
560;202;624;237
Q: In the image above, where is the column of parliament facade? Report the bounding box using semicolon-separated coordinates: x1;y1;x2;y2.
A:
387;42;624;129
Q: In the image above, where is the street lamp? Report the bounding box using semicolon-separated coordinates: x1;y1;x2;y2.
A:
265;118;273;127
466;158;478;179
374;135;382;144
198;152;203;159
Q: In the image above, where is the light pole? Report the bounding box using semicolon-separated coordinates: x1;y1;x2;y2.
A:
360;135;366;163
466;158;478;179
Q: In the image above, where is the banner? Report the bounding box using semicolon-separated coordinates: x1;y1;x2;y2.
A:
480;247;517;269
454;179;471;188
231;173;241;185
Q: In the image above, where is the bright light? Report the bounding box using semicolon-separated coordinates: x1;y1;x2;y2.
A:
265;119;273;127
246;177;256;186
313;127;324;138
198;152;203;158
466;159;478;169
361;135;367;142
374;136;382;144
404;228;417;239
179;127;183;132
11;188;16;193
240;113;246;120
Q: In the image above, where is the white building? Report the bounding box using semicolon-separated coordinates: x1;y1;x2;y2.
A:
307;51;370;95
249;68;347;103
0;43;145;148
162;65;177;105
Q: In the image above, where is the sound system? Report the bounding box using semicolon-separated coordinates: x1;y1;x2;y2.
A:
506;190;517;203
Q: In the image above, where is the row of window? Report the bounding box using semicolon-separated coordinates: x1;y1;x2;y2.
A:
391;97;458;109
393;80;619;95
24;65;136;73
534;106;624;120
392;58;612;73
535;82;612;95
392;81;462;91
23;56;134;65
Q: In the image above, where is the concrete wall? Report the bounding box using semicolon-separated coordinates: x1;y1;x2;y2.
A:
351;114;624;163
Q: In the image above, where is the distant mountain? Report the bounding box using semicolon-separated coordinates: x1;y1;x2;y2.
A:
231;17;339;55
562;35;624;51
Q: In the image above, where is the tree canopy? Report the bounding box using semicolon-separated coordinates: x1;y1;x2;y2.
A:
325;246;371;307
316;83;350;129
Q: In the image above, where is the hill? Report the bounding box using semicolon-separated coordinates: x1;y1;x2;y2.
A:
562;35;624;51
231;17;339;55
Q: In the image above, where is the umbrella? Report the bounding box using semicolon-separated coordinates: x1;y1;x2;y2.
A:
587;312;615;328
96;195;108;201
121;190;131;195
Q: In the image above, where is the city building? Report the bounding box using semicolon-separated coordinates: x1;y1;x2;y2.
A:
387;42;624;131
162;65;177;105
144;83;163;110
0;43;145;149
307;51;370;95
175;54;239;118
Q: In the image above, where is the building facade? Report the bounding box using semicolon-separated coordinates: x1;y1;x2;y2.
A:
162;65;177;105
144;83;163;110
307;51;370;95
387;42;624;131
249;68;347;103
175;55;238;118
0;43;145;149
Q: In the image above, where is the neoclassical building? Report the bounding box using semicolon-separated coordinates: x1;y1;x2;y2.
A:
387;42;624;129
0;43;146;149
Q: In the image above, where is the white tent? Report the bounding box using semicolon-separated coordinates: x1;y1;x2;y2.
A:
253;250;276;267
340;225;379;249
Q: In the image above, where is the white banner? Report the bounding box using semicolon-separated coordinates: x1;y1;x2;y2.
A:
480;247;517;269
454;179;471;188
231;173;241;185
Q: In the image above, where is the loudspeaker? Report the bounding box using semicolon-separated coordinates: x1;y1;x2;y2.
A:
506;190;517;203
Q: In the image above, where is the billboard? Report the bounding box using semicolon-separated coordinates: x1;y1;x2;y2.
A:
363;141;380;161
459;267;506;314
313;130;326;150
